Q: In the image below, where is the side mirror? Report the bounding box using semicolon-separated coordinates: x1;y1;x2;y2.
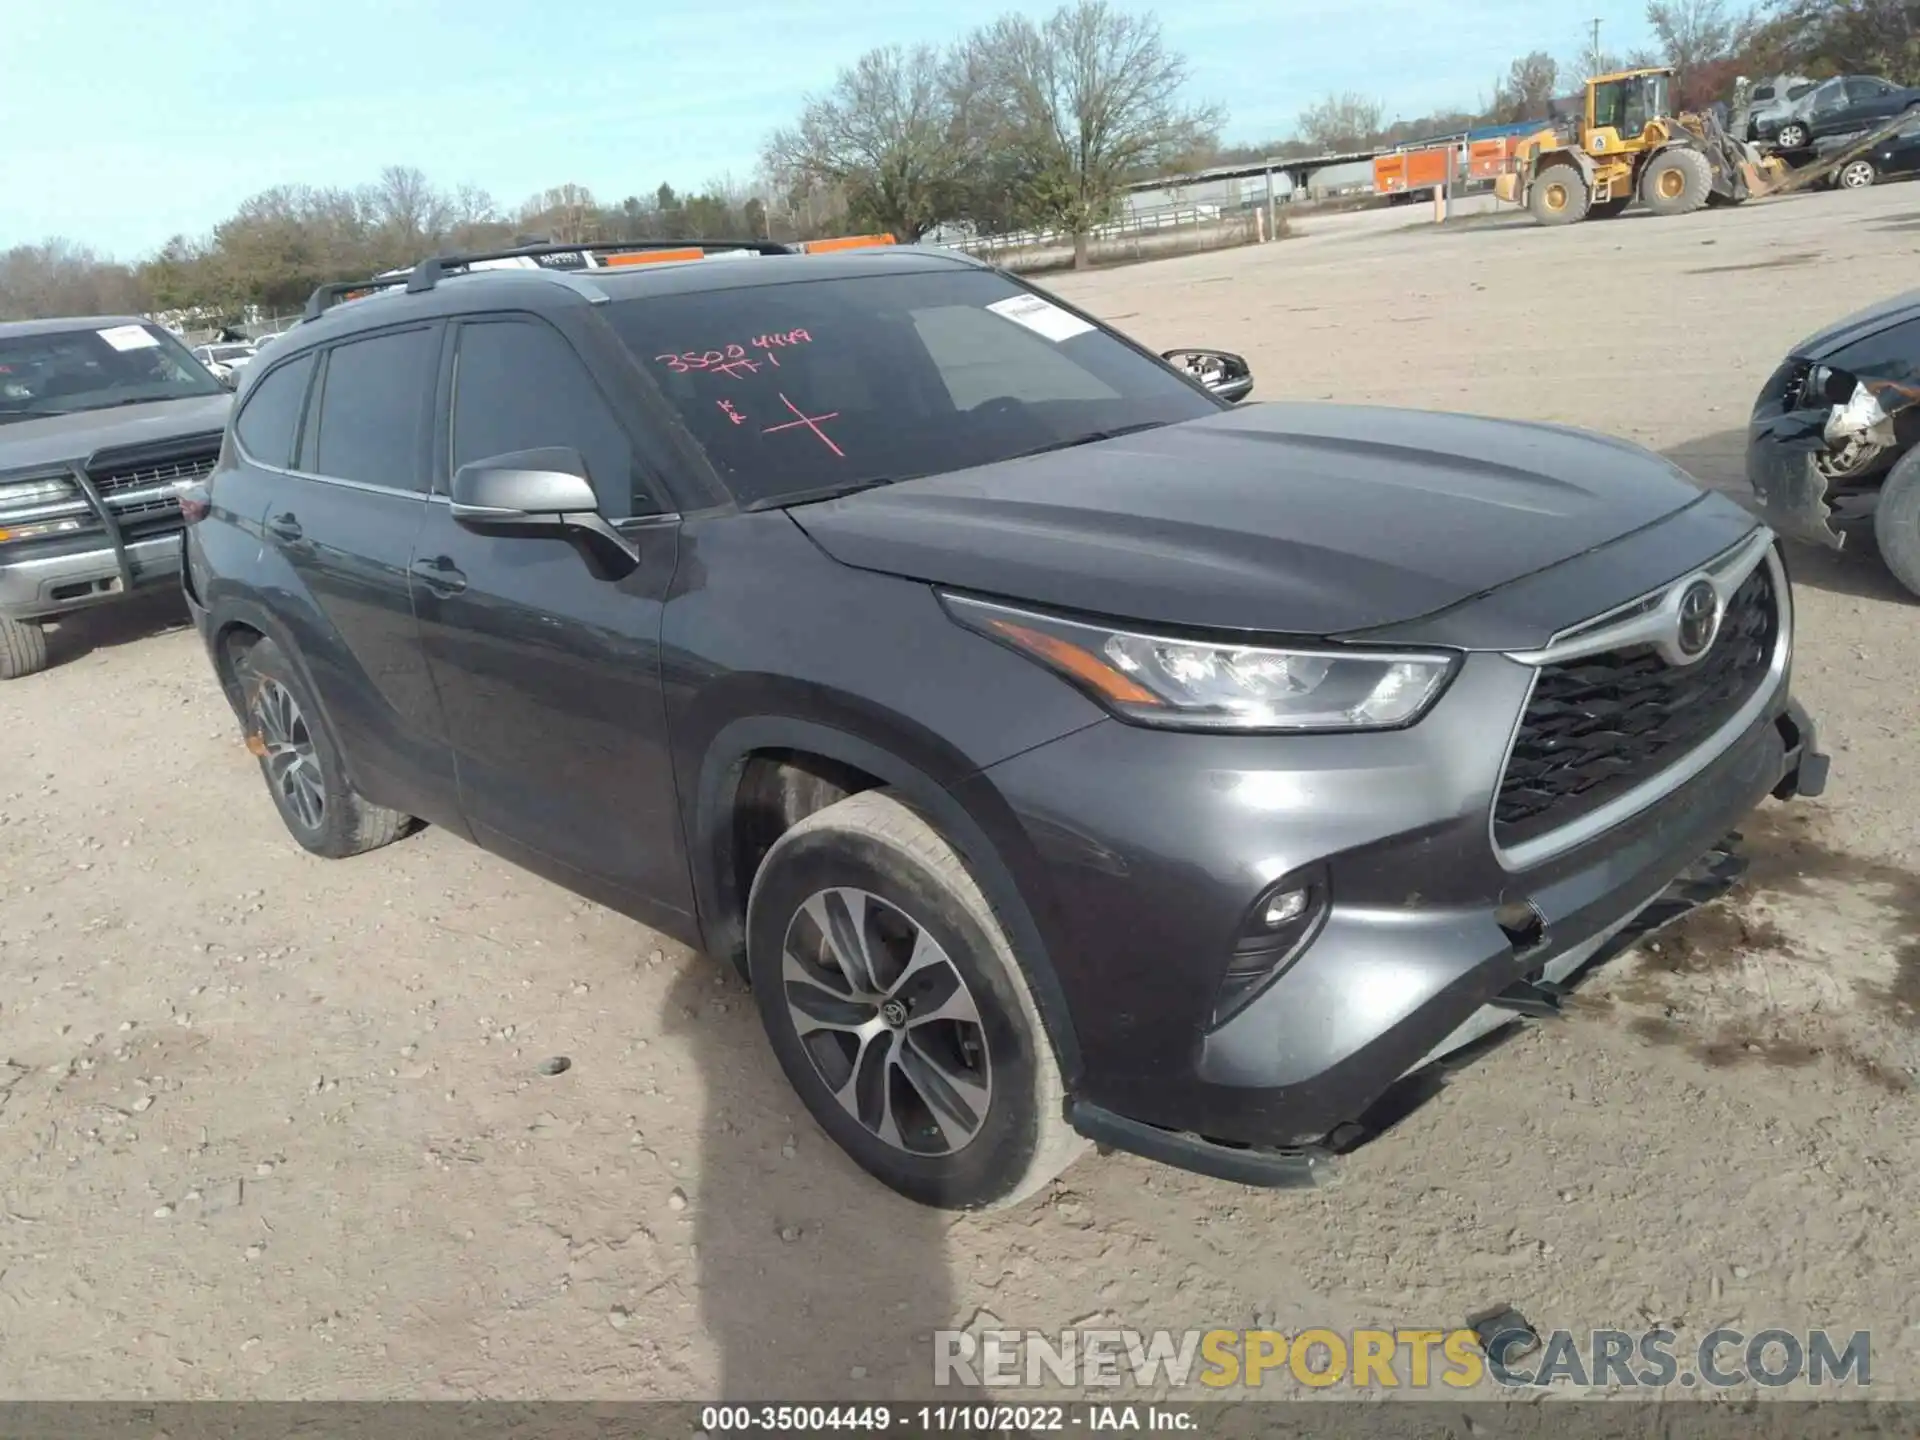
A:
1163;348;1254;403
217;371;238;391
448;447;639;576
450;447;599;523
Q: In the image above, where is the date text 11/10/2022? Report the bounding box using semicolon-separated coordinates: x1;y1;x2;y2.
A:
697;1404;1194;1432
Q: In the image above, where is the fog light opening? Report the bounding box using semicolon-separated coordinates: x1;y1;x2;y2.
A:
1209;873;1330;1029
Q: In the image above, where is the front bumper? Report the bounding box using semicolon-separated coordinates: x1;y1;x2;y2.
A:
1746;431;1847;550
974;637;1827;1187
0;531;185;621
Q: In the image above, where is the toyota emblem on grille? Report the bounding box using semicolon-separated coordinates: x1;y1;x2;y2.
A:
1672;579;1721;663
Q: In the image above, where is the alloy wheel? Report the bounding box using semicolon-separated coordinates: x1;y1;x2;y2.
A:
252;677;326;830
781;887;993;1157
1839;160;1875;189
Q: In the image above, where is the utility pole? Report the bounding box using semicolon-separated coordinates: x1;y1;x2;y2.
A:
1590;17;1603;74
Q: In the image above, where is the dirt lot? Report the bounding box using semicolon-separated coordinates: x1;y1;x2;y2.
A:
2;184;1916;1402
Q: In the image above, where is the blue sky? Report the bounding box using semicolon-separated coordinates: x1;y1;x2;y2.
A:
8;0;1659;258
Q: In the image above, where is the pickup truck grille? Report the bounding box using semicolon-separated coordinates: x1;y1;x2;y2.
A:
1494;563;1780;853
85;442;220;540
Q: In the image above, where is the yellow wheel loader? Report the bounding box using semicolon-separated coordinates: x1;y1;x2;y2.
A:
1496;67;1790;225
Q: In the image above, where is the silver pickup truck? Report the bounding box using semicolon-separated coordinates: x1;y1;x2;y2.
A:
0;316;233;679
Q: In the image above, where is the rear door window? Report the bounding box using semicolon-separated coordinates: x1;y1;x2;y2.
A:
308;327;437;490
234;353;315;468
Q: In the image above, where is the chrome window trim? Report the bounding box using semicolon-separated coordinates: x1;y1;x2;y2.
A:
1491;535;1791;873
241;457;428;500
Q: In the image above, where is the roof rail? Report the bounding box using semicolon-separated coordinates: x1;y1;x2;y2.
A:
300;238;804;323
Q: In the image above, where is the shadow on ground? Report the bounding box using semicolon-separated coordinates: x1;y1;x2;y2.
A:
665;960;988;1403
39;588;193;671
1662;428;1917;604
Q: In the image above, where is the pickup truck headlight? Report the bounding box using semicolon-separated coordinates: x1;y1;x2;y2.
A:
942;593;1458;732
0;475;79;511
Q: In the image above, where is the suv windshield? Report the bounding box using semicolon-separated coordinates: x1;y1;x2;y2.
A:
603;268;1221;505
0;322;223;421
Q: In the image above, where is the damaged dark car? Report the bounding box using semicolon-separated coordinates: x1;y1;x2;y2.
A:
1748;288;1920;597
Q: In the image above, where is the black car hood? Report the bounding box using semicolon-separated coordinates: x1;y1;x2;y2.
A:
788;401;1706;638
1792;286;1920;361
0;394;231;471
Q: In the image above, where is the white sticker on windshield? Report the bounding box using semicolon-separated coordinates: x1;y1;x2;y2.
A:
97;324;160;352
986;293;1094;343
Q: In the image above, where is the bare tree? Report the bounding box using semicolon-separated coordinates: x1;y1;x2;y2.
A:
365;165;451;259
964;2;1223;268
1648;0;1761;75
1648;0;1761;105
1492;52;1560;122
762;43;971;242
1295;92;1384;153
518;183;599;243
0;240;149;321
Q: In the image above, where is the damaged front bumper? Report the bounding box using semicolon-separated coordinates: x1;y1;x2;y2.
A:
1746;360;1906;550
1747;432;1848;549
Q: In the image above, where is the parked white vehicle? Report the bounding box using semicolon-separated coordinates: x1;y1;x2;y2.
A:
190;341;258;381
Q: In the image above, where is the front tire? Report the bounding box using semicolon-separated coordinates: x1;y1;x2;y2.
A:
745;790;1084;1210
1641;148;1714;215
0;617;48;680
1874;449;1920;599
1777;122;1810;151
1528;164;1590;226
1837;158;1877;190
236;638;415;858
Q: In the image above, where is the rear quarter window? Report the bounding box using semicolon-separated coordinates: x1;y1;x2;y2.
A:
234;353;315;468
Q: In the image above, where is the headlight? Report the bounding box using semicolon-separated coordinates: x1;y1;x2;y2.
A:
942;593;1458;732
0;475;79;510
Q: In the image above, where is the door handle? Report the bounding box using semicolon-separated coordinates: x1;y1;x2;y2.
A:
265;512;302;543
410;555;468;596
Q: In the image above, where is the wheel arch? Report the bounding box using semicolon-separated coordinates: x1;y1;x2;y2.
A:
688;709;1085;1083
200;594;364;793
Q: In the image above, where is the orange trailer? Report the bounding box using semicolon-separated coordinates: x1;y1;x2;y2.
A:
1372;145;1454;195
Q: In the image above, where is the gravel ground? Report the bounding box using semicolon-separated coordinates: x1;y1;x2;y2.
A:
1;183;1915;1403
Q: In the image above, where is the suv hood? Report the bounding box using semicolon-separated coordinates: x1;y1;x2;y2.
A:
0;393;232;472
788;402;1706;638
1794;287;1920;361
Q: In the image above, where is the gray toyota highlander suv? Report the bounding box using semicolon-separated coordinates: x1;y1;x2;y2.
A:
1;316;232;678
182;241;1829;1209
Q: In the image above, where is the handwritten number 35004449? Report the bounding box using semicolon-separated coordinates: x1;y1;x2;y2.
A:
655;330;813;376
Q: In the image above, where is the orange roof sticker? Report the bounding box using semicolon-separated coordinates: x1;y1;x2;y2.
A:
800;234;897;254
604;248;708;266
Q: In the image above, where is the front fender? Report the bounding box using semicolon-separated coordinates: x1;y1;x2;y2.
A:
687;711;1085;1083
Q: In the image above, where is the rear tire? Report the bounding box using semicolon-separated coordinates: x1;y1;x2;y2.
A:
1874;449;1920;599
1641;148;1714;215
1777;121;1810;151
0;617;48;680
1528;164;1591;226
236;638;415;858
745;790;1084;1210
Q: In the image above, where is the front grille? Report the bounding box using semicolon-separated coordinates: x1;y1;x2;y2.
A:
89;451;217;499
85;445;219;536
1494;563;1779;853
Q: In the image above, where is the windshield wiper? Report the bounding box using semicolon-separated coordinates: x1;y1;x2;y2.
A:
1011;420;1170;460
0;407;77;423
